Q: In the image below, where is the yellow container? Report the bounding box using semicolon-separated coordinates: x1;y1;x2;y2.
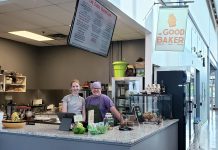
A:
2;120;25;129
112;61;128;77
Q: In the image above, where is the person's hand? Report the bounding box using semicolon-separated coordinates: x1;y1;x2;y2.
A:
119;118;128;127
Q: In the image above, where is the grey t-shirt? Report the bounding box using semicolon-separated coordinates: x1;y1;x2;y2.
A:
62;94;85;114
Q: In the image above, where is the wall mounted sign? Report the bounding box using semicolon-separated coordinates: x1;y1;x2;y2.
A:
155;6;188;51
68;0;117;57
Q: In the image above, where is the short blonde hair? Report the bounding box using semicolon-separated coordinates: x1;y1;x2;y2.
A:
70;79;80;86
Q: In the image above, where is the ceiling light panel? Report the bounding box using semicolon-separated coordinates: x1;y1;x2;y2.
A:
8;31;54;41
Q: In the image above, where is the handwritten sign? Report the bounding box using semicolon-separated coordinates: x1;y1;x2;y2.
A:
74;114;83;122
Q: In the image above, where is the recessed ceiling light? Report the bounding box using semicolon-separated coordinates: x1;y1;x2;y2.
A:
8;31;54;41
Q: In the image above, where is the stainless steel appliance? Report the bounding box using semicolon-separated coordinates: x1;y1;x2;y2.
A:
112;77;144;114
155;66;199;150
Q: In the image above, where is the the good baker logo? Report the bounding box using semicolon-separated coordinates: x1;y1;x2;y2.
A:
155;7;188;51
168;14;176;27
156;13;185;45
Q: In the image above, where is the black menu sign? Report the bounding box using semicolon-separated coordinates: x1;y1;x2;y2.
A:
68;0;117;57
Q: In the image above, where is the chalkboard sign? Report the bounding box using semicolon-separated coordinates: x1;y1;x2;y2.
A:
68;0;117;57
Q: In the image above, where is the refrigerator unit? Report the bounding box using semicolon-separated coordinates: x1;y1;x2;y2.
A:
155;66;199;150
112;77;144;114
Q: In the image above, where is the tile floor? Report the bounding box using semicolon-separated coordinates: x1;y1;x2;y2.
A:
190;110;218;150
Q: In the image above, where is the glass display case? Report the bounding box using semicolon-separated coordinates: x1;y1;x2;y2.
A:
129;94;172;119
112;77;144;114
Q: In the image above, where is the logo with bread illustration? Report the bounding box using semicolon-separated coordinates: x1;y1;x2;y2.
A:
168;14;176;27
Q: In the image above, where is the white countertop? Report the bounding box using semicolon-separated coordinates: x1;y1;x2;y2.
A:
0;119;178;145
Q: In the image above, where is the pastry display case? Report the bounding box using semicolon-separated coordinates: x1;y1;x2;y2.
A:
129;94;172;119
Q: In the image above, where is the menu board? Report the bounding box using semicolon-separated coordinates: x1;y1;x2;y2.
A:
68;0;117;57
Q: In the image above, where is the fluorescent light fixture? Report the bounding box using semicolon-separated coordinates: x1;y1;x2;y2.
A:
8;31;54;41
0;0;9;5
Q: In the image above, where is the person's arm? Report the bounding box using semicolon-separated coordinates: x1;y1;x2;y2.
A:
62;96;68;112
103;95;124;124
62;101;67;112
110;106;124;124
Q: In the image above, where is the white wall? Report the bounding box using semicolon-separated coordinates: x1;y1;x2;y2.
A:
189;0;217;60
108;0;154;29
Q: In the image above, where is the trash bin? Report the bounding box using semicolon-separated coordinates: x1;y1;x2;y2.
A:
112;61;128;77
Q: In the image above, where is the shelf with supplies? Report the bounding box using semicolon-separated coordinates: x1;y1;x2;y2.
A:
0;74;26;92
112;77;144;114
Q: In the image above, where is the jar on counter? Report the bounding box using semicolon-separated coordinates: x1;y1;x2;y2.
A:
103;113;114;128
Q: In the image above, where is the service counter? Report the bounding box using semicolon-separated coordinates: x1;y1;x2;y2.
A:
0;119;178;150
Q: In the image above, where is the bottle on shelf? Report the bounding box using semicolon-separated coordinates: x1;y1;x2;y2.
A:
150;84;154;93
157;84;161;93
160;80;166;94
146;84;151;94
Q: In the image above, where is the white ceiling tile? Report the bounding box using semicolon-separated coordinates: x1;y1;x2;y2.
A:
112;33;122;41
0;14;39;30
13;0;51;9
114;20;140;34
56;1;76;13
0;3;22;13
27;28;57;36
28;41;52;46
45;0;72;5
30;5;73;25
48;25;70;34
0;23;19;33
119;33;144;40
8;10;63;27
44;39;67;46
